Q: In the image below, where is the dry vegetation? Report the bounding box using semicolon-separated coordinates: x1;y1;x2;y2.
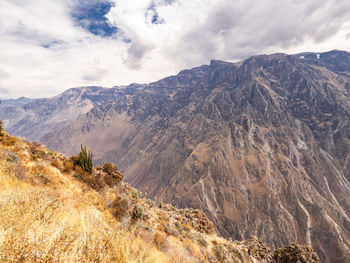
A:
0;124;319;263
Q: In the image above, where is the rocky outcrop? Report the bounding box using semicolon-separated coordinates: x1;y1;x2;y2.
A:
5;50;350;262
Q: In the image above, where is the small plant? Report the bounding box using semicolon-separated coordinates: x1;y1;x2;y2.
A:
77;144;93;174
131;189;140;198
131;205;144;221
174;220;183;232
183;223;192;232
194;233;207;247
109;195;129;220
145;199;155;207
228;245;246;263
6;150;18;163
212;243;226;262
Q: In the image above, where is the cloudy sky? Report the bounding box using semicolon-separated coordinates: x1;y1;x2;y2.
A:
1;0;350;99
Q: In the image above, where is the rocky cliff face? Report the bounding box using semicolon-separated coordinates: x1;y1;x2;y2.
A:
6;50;350;262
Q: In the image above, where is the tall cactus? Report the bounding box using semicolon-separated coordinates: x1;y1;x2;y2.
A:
77;144;93;174
0;119;4;137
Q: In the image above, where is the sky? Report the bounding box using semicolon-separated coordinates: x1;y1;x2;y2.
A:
1;0;350;99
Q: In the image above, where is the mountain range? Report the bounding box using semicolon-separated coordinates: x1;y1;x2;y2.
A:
1;50;350;263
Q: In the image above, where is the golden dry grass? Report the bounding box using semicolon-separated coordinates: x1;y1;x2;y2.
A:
0;134;255;263
0;146;169;263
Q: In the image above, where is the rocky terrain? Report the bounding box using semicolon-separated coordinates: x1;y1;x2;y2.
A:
2;50;350;262
0;122;319;262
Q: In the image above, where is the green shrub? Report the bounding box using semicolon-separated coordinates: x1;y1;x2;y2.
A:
131;189;140;198
131;205;144;222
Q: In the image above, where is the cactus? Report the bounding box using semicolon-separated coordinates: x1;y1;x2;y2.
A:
77;144;93;174
0;119;5;137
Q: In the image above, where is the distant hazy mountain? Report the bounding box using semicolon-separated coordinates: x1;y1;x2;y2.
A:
3;50;350;262
0;85;141;141
0;97;32;108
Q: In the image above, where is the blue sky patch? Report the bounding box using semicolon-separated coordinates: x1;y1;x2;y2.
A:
72;1;117;37
147;3;164;25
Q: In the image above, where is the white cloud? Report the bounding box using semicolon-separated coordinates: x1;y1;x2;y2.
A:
0;0;350;99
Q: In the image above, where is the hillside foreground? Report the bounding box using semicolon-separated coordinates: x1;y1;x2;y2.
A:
0;122;319;263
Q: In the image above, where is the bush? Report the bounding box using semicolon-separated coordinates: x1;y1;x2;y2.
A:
74;168;104;191
146;199;155;207
63;160;74;173
109;195;129;221
103;163;123;186
131;205;143;222
51;159;63;170
274;244;320;263
131;189;140;199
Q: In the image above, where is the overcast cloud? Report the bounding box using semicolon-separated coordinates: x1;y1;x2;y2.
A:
1;0;350;98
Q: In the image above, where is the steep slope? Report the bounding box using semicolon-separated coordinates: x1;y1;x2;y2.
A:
0;123;319;262
0;85;142;141
42;50;350;263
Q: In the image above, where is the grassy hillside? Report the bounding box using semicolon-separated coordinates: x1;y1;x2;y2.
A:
0;121;319;263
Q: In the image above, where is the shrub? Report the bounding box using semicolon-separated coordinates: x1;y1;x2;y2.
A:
109;195;129;221
212;243;226;262
274;244;320;263
174;220;183;232
51;159;63;170
63;160;74;173
77;144;93;174
103;163;123;186
74;169;104;191
183;223;192;232
228;245;246;263
103;162;118;174
194;233;207;247
131;189;140;198
75;165;84;176
2;136;17;146
131;205;143;222
6;151;18;163
146;199;155;207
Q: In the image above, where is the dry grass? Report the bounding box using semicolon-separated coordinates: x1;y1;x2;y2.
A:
0;133;257;263
0;146;166;263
